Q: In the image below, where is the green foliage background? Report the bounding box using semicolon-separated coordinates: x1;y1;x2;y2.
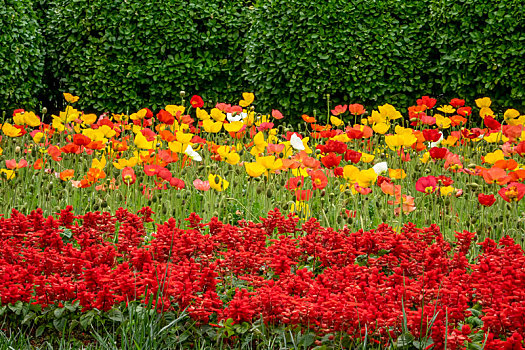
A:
0;0;45;112
0;0;524;120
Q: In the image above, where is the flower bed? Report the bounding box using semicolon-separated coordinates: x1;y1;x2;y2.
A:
1;207;524;348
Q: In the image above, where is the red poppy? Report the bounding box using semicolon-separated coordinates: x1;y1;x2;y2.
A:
156;109;175;125
122;167;136;185
450;98;465;108
416;96;437;109
190;95;204;108
456;106;472;117
422;129;442;142
344;150;362;164
498;182;525;202
286;176;304;191
169;177;185;189
321;152;342;169
72;134;91;146
429;147;448;160
310;169;328;190
484;116;501;130
415;176;438;194
272;109;284;120
478;193;496;207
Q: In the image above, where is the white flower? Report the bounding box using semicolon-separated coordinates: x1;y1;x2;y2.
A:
184;145;202;162
372;162;388;175
227;112;247;123
290;133;305;151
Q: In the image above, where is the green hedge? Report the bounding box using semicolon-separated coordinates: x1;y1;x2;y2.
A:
44;0;249;113
243;0;436;117
428;0;525;109
0;0;45;112
1;0;523;117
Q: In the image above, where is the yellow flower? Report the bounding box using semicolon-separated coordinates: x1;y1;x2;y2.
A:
2;123;22;137
81;113;97;125
256;156;283;171
356;168;377;188
504;109;520;122
0;169;15;180
475;97;491;108
483;132;508;144
437;105;456;114
245;162;266;177
209;174;229;192
378;104;402;121
130;108;148;120
134;131;154;149
419;152;430;163
225;152;240;165
166;105;185;117
360;152;375;163
250;132;267;155
113;157;138;169
224;121;244;133
479;107;494;118
343;165;360;182
372;122;390;134
210;108;226;122
440;186;455;196
388;168;406;180
196;108;210;120
202;118;223;133
330;116;343;127
435;114;451;129
63;93;79;103
483;149;505;164
91;155;107;170
239;92;255;107
32;131;44;143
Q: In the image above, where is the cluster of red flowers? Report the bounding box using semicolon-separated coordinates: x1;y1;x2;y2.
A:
0;207;524;349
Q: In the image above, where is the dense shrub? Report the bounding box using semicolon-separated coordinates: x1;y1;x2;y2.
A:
0;0;45;112
243;0;436;119
429;0;525;109
43;0;250;113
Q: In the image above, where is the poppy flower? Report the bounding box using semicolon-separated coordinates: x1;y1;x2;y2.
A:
193;179;210;191
5;158;28;169
310;169;328;190
331;104;347;116
321;153;342;169
190;95;204;108
478;193;496;207
344;150;362;164
208;174;229;192
157;109;175;125
416;96;437;109
348;103;366;115
415;176;438;194
122;167;136;185
169;177;185;189
301;114;316;123
498;182;525;202
450;98;465;108
422;129;442;142
271;109;284;120
63;93;79;103
429;147;448;160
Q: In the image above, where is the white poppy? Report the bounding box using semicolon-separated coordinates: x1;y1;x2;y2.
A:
184;145;202;162
290;133;305;151
372;161;388;175
227;112;247;123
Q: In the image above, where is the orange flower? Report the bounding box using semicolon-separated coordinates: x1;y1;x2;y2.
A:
302;114;316;123
59;169;74;181
310;169;328;190
80;168;106;188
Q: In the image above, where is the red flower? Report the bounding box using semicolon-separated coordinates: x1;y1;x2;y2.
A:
271;109;284;120
456;106;472;117
450;98;465;108
321;152;342;168
310;169;328;190
429;147;448;160
498;182;525;202
122;167;136;185
190;95;204;108
422;129;442;142
484;116;501;130
415;176;438;194
416;96;437;109
72;134;91;146
156;109;175;125
169;177;185;189
344;150;362;163
286;176;304;191
478;193;496;207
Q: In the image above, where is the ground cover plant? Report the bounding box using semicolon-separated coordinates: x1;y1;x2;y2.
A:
1;93;525;348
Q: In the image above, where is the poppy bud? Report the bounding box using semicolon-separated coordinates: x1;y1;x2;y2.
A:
42;107;47;115
15;146;21;153
180;90;186;97
101;200;108;208
266;189;272;198
320;189;326;197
